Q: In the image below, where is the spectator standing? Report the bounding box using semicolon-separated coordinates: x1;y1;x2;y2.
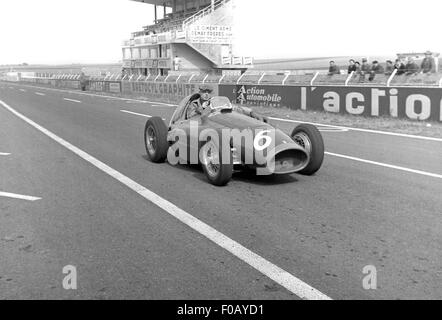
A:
173;55;181;71
394;59;406;75
354;61;361;73
405;57;420;75
385;60;394;75
328;61;340;75
368;60;384;81
361;58;371;74
357;58;371;82
421;51;434;74
79;71;88;91
347;59;357;74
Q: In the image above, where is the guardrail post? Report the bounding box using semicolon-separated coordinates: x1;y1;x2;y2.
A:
136;75;142;81
235;73;244;85
202;74;209;84
188;74;196;83
219;74;226;84
310;72;319;86
154;73;160;82
129;75;134;81
257;72;266;85
282;72;290;86
439;74;442;88
176;73;182;83
345;71;354;86
145;74;151;81
387;68;397;87
164;74;170;82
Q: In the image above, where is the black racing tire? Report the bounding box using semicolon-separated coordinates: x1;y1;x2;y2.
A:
144;117;169;163
200;141;233;186
290;124;324;175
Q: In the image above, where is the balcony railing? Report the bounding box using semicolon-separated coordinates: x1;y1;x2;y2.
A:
182;0;231;30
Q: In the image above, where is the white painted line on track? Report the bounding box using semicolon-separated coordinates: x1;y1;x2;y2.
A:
35;92;46;96
318;128;349;133
19;89;26;92
0;98;331;300
120;110;151;118
120;110;167;121
0;152;11;156
63;98;81;103
0;191;41;201
326;152;442;179
270;117;442;142
4;82;177;107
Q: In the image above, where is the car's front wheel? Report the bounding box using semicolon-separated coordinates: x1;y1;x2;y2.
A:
291;124;324;175
144;117;169;163
200;140;233;186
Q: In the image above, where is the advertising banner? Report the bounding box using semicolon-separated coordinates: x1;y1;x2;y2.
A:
54;79;79;89
109;82;121;93
89;81;121;93
219;84;300;108
306;86;442;121
219;84;442;122
122;81;218;103
188;25;233;44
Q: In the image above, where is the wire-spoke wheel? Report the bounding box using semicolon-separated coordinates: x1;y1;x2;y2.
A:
201;140;233;186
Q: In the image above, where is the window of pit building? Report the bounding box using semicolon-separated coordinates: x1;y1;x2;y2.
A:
150;47;158;59
132;48;140;60
123;48;132;60
160;44;171;58
141;48;149;59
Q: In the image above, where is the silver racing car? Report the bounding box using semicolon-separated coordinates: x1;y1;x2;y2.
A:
144;94;324;186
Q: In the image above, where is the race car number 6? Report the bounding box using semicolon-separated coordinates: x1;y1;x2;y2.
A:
254;130;272;151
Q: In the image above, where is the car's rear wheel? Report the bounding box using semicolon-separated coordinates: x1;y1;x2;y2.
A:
144;117;169;163
291;124;324;175
200;140;233;186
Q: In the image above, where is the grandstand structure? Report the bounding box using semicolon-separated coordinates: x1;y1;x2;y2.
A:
122;0;252;77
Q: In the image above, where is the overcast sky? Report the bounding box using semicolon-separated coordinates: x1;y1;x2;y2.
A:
0;0;152;64
234;0;442;59
0;0;440;65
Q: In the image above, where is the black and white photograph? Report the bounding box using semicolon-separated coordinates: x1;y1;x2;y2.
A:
0;0;441;306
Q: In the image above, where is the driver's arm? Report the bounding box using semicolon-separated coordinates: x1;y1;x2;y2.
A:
187;101;202;119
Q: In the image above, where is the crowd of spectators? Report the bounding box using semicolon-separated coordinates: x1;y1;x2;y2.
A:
328;51;437;81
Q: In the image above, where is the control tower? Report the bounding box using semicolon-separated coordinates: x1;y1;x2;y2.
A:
122;0;252;76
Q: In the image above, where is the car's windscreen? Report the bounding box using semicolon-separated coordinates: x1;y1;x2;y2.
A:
209;96;232;110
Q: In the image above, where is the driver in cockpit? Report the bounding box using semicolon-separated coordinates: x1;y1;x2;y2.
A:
187;85;269;123
187;85;213;119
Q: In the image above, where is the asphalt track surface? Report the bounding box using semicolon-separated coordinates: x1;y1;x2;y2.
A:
0;82;441;300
